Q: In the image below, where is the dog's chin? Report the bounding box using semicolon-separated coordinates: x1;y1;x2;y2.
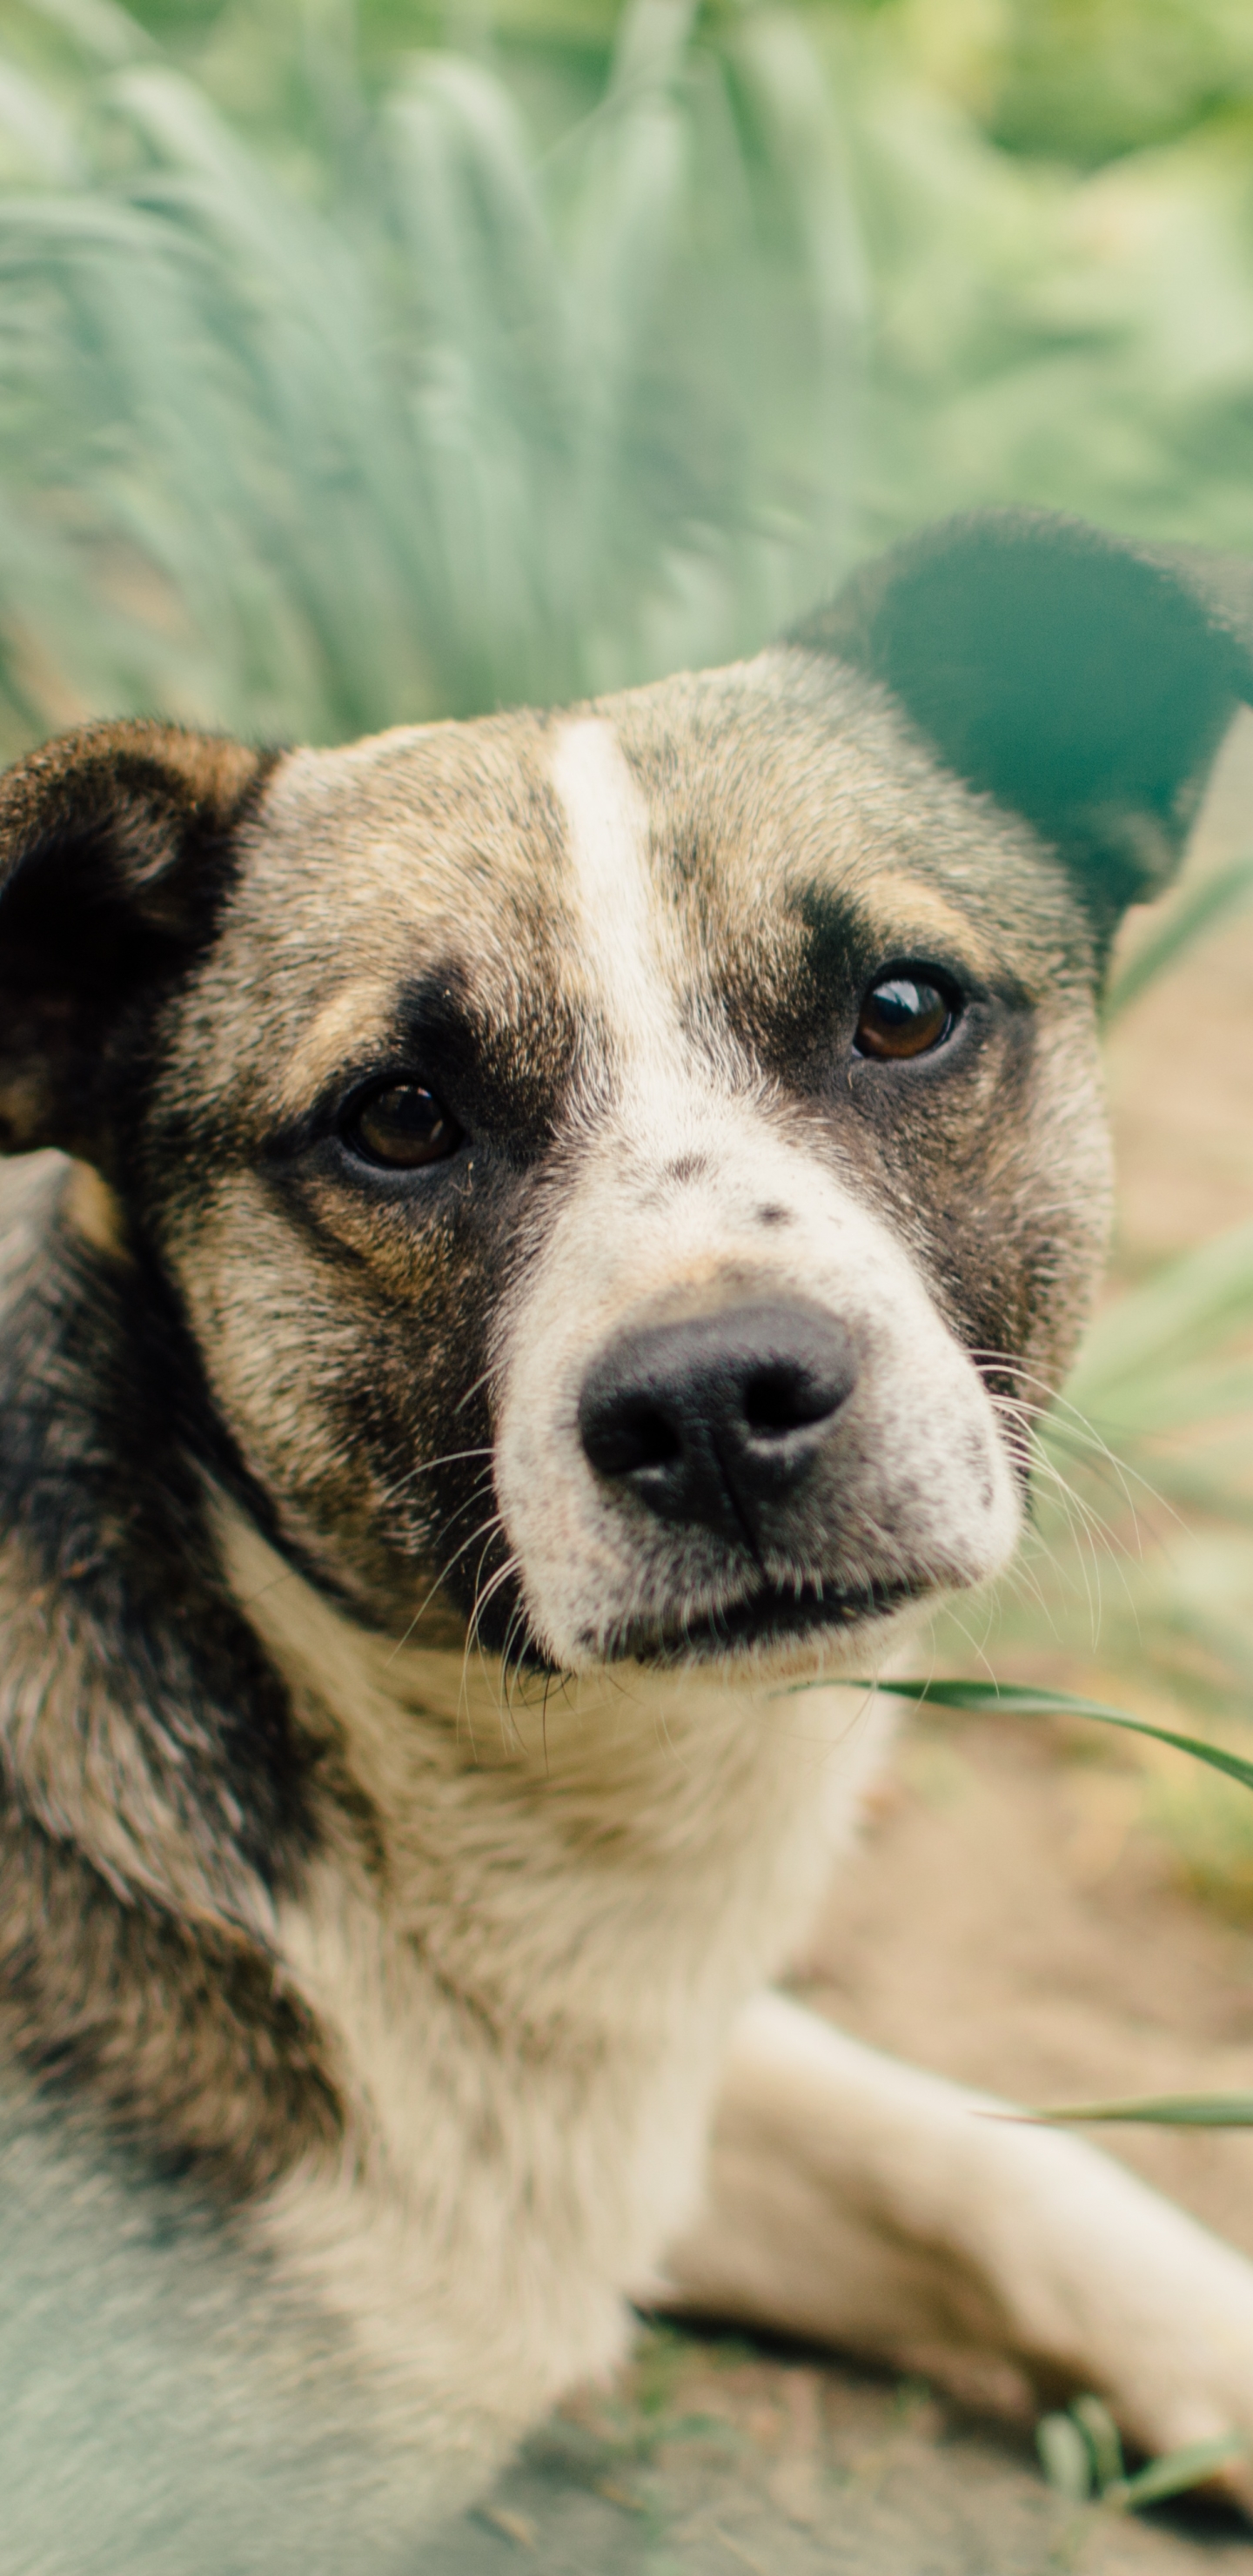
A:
588;1572;924;1674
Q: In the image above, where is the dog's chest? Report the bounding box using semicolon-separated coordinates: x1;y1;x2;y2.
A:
231;1520;890;2439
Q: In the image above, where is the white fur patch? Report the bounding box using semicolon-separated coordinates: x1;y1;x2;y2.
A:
549;717;677;1061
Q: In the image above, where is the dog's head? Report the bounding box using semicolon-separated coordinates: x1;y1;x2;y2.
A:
3;512;1250;1682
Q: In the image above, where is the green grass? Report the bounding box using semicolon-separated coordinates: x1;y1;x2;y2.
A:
1036;2393;1246;2511
10;0;1253;757
0;0;861;753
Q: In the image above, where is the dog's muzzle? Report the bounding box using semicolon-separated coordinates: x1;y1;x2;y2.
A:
578;1301;856;1553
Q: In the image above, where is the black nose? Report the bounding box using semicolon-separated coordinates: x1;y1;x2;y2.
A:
577;1301;857;1548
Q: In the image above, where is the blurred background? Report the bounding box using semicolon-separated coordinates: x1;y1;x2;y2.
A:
8;0;1253;749
6;8;1253;2551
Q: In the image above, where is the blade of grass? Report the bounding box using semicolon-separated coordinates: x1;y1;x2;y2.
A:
1108;2435;1249;2509
834;1675;1253;2135
1037;2400;1245;2511
1105;852;1253;1022
1066;1220;1253;1407
1069;2396;1124;2490
1018;2093;1253;2127
801;1678;1253;1795
1035;2411;1092;2499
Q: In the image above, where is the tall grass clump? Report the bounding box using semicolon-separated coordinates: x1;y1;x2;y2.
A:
0;0;863;755
10;0;1253;755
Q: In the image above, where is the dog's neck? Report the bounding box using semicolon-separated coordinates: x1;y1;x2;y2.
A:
217;1495;892;2044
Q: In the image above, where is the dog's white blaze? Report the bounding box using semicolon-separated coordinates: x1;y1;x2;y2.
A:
550;717;678;1059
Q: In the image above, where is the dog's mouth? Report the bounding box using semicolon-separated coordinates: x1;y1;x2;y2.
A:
600;1570;921;1668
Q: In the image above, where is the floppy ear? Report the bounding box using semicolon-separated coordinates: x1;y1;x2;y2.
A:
792;508;1253;934
0;721;272;1159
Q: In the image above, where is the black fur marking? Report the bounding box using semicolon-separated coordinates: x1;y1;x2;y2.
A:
0;728;279;1165
0;1170;343;2190
390;965;587;1166
0;1799;343;2195
0;1187;318;1892
704;880;1014;1103
680;863;1055;1392
261;961;590;1179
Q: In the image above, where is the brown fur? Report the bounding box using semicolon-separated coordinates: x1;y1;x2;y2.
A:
3;510;1253;2573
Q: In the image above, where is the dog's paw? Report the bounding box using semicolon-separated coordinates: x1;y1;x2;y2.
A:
975;2131;1253;2512
665;1996;1253;2512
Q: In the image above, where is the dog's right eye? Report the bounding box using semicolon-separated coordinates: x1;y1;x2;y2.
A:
854;974;957;1061
342;1083;463;1171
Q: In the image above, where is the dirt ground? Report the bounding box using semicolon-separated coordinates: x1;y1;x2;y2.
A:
436;718;1253;2574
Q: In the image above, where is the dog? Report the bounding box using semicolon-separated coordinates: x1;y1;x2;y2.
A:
4;506;1253;2573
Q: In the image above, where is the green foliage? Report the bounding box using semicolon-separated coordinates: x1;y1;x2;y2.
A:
10;0;1253;757
848;50;1253;554
1104;852;1253;1019
0;0;861;754
2;0;1253;2475
831;1678;1253;1795
972;0;1253;168
1037;2394;1245;2508
1033;2090;1253;2126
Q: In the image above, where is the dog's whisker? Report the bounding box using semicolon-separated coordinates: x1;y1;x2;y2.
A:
452;1366;495;1421
378;1446;496;1506
462;1544;522;1687
384;1505;506;1665
461;1561;525;1744
379;1466;498;1570
980;1352;1175;1530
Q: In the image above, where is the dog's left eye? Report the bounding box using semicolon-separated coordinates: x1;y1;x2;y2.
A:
854;975;957;1061
343;1083;463;1170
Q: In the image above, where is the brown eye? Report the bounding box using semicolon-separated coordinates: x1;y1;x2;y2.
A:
854;975;955;1061
345;1083;462;1169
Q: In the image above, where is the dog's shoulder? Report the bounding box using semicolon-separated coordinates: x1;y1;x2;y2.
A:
0;1150;344;2197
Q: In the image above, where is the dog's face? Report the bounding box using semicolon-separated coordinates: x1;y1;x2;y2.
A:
144;659;1094;1675
1;513;1247;1683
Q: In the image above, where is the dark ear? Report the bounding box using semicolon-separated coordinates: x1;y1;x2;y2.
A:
791;508;1253;930
0;721;273;1159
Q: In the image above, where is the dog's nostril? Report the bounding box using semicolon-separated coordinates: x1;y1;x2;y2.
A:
743;1359;842;1439
582;1397;681;1479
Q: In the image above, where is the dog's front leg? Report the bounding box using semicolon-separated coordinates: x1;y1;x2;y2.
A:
657;1991;1253;2505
